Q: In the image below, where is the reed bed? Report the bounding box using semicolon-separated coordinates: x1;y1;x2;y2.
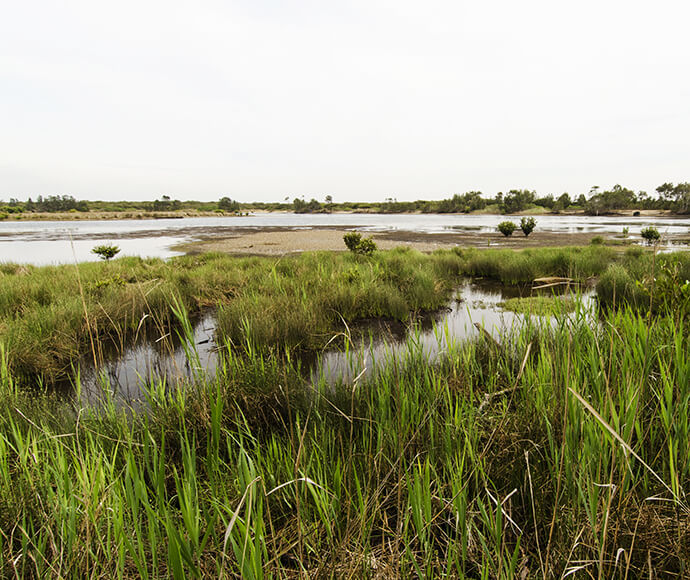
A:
0;245;687;577
0;299;688;578
0;245;627;382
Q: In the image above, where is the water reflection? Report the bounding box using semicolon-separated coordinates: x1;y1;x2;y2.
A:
77;313;217;407
314;282;593;385
74;282;593;408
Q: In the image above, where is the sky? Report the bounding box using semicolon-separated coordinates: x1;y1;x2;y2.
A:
1;0;689;202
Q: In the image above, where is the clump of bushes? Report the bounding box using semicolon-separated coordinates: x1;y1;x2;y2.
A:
343;231;377;255
520;217;536;236
497;221;517;237
640;226;661;244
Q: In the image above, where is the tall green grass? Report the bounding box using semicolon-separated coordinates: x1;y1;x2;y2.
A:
0;298;687;577
1;246;621;381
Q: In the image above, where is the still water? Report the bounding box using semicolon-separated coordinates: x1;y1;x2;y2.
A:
1;213;688;265
75;282;593;407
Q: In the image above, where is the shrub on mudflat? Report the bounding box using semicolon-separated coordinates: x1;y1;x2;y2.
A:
520;217;536;237
497;221;517;237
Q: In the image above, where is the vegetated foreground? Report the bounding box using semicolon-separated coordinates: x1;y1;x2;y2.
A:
0;246;689;577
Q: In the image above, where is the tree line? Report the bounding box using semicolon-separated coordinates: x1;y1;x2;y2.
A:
1;183;689;216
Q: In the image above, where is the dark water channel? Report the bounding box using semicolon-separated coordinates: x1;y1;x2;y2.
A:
75;281;594;407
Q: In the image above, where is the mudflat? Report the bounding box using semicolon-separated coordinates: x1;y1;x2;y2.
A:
177;227;639;256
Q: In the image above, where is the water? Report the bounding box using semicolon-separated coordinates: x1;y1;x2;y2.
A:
314;282;594;385
75;282;593;407
1;213;688;265
77;312;218;407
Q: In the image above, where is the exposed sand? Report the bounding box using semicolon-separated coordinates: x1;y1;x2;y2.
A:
177;227;648;256
180;229;448;255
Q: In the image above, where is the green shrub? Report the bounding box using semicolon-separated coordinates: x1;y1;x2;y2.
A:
590;236;604;245
519;217;536;236
640;226;660;244
91;244;121;261
497;221;517;237
343;231;377;255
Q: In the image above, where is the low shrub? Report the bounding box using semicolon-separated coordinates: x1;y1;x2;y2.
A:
343;231;377;255
640;226;661;244
91;244;121;261
497;221;517;237
520;217;536;236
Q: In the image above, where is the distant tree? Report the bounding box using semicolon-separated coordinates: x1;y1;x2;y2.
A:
293;197;323;213
535;194;555;210
218;197;240;211
585;185;636;215
380;197;407;213
438;191;487;213
32;194;87;212
554;193;571;211
153;196;179;211
637;190;654;210
656;182;690;213
501;189;535;214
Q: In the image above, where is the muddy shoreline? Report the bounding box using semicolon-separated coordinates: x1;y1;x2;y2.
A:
176;226;690;256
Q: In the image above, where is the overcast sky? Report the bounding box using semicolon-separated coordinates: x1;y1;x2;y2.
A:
1;0;688;202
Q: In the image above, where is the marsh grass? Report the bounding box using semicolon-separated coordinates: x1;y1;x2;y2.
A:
596;247;690;313
500;295;577;316
1;246;688;576
0;245;630;383
0;293;688;577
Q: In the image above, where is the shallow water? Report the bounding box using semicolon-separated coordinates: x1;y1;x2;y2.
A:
1;213;688;264
75;281;593;407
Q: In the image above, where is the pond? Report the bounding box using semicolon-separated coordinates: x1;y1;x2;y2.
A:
73;281;594;408
1;213;688;265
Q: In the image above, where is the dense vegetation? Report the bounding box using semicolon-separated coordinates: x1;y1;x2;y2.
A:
2;181;690;218
0;246;622;382
0;246;688;577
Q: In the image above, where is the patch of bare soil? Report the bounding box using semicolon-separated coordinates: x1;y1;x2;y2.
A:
176;227;666;256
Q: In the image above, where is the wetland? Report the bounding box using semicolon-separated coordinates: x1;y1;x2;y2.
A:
0;234;689;577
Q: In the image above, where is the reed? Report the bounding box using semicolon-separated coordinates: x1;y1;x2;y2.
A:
0;292;687;577
1;245;642;381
